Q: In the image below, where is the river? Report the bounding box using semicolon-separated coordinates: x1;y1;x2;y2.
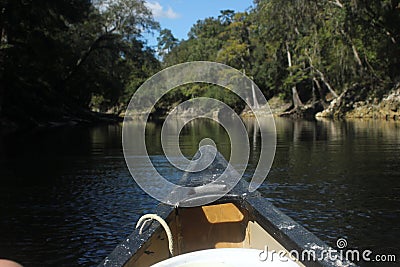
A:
0;117;399;266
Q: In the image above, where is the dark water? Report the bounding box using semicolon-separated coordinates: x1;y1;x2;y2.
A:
0;118;399;266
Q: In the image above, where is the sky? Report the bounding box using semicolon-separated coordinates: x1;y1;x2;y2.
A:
143;0;254;48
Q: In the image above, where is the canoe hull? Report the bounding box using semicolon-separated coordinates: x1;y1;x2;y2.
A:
100;147;355;266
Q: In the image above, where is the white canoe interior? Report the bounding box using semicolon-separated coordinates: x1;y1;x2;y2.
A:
152;248;298;267
126;202;304;267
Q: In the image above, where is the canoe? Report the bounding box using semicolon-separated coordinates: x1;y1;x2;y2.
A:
100;147;355;267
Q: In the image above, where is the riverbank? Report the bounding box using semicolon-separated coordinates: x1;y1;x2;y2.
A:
3;84;399;136
316;84;400;120
254;84;400;121
0;108;122;136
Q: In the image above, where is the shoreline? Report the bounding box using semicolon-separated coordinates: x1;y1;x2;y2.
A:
0;111;123;136
2;88;399;136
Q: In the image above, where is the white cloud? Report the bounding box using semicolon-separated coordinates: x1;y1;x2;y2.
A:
145;1;180;19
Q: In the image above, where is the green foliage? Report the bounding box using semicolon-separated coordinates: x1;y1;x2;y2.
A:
159;11;252;111
157;29;179;57
160;1;400;109
2;0;399;124
1;0;159;124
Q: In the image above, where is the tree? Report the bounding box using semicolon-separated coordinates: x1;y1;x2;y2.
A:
65;0;159;85
157;29;178;57
0;0;160;126
218;9;235;25
143;0;400;117
217;12;251;71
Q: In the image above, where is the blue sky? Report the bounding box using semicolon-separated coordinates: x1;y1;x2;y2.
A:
143;0;254;48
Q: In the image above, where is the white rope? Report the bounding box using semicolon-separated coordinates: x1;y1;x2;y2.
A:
136;214;174;256
138;218;152;235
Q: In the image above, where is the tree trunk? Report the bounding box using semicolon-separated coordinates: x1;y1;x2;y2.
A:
286;43;303;107
330;0;343;8
351;43;363;68
330;1;365;72
313;78;326;102
307;55;339;98
291;87;303;107
63;33;115;84
251;82;260;109
338;29;364;75
316;69;339;98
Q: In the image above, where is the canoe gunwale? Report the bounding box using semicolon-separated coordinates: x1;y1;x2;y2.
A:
99;195;244;267
243;196;357;266
100;194;356;267
100;147;356;266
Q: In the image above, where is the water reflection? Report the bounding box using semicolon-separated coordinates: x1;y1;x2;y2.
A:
0;125;157;266
254;117;400;255
0;118;399;266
